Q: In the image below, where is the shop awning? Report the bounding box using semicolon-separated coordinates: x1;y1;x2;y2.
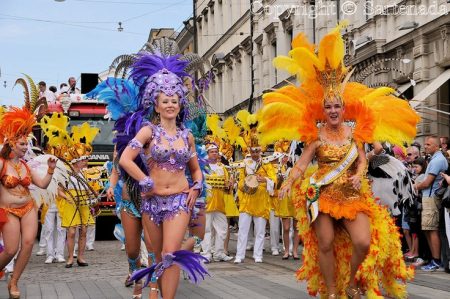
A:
411;69;450;108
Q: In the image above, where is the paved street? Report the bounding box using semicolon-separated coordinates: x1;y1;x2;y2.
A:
1;239;450;299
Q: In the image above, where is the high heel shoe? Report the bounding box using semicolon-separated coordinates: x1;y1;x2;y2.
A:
282;253;289;260
77;260;88;267
8;278;20;299
149;287;159;299
346;286;362;299
132;280;143;299
124;274;133;287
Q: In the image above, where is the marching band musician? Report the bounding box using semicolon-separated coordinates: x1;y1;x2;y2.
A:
201;143;234;262
234;136;276;264
39;113;100;269
217;140;239;255
273;142;300;260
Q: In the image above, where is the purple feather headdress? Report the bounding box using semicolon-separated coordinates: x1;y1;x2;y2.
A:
130;52;189;115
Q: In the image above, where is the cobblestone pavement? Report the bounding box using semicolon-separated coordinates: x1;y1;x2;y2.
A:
1;239;449;299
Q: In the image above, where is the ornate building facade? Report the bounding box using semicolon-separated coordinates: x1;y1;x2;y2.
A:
195;0;450;137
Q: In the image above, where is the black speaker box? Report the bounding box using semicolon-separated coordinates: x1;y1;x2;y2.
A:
81;73;99;94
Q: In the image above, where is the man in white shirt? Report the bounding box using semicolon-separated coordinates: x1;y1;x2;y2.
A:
38;81;57;102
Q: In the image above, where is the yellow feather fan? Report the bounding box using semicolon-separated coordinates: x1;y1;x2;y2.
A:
206;114;226;140
71;122;100;145
40;113;72;147
223;116;241;145
236;110;251;131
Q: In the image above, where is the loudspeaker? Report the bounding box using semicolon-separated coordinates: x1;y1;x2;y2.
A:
81;73;99;94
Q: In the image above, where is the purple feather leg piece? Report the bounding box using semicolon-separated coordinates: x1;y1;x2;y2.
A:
129;264;157;288
172;250;209;284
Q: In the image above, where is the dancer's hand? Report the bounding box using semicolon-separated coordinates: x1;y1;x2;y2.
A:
279;178;293;199
185;188;200;210
349;174;361;190
47;157;57;170
106;187;115;201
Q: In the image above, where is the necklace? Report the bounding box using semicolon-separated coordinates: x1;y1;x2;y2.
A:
11;160;23;180
158;124;181;147
324;124;346;141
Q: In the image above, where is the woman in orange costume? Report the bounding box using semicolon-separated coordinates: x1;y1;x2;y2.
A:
0;107;56;299
259;22;418;298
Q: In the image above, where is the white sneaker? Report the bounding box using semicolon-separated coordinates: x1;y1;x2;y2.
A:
36;249;46;256
73;252;77;258
254;258;263;263
45;256;54;264
233;258;242;264
86;245;94;251
272;250;279;256
201;254;212;263
120;244;126;251
55;256;66;263
213;254;233;262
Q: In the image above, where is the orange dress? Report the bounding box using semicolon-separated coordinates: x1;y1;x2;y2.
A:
293;141;414;298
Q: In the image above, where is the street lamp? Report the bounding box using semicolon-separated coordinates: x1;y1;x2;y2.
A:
117;22;123;32
3;81;7;88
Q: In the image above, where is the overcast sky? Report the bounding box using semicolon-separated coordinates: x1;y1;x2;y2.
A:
0;0;191;106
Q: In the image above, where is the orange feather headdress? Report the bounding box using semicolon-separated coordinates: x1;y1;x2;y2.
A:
258;21;420;146
0;106;36;145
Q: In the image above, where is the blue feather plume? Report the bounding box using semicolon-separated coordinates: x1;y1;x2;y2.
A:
86;78;139;120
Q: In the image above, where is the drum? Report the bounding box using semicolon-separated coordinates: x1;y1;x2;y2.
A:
243;174;259;194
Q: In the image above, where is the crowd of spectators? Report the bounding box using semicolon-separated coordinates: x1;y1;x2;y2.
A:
401;136;450;273
38;77;81;103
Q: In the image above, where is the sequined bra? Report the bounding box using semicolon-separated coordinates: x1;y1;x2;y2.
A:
128;123;195;173
0;158;32;189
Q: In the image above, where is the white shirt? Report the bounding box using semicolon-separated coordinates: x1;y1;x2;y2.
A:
40;90;57;102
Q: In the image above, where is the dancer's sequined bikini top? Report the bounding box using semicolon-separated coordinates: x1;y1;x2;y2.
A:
0;159;32;189
147;124;193;172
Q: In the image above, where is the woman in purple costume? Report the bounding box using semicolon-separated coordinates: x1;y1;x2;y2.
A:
120;53;207;299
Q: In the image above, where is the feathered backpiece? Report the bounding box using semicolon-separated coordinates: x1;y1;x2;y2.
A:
39;113;72;147
14;74;48;120
39;113;99;164
221;110;263;154
67;122;99;163
27;155;71;207
0;106;36;144
205;114;235;161
258;21;420;146
86;78;139;120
